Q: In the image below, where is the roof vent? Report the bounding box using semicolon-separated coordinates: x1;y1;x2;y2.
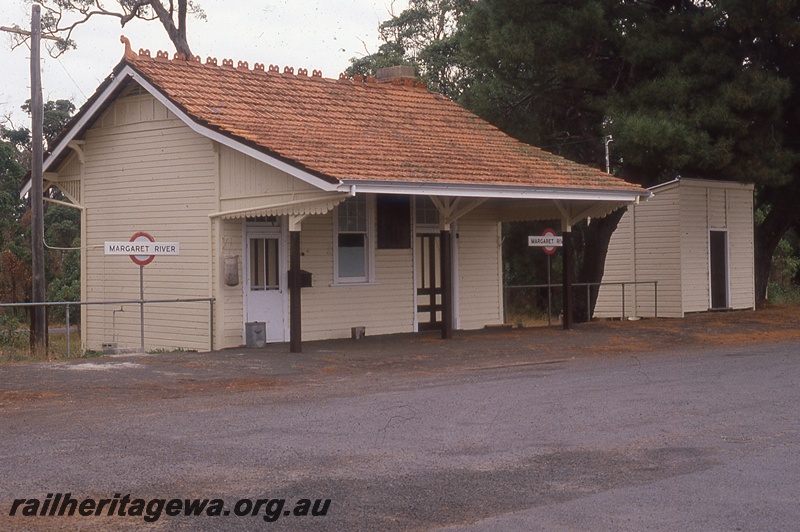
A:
375;65;416;83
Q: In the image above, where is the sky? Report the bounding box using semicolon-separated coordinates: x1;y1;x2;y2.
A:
0;0;406;126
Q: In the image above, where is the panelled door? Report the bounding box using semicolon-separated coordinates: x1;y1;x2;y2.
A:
245;226;286;342
416;233;442;331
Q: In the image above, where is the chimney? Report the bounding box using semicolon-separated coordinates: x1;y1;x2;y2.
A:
375;65;416;83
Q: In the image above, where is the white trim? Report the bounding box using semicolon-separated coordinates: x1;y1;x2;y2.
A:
38;65;339;196
337;181;649;202
243;220;289;343
209;194;347;219
708;228;730;309
333;195;376;284
650;177;755;194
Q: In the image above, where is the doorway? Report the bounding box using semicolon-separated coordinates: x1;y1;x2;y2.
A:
709;229;729;309
416;233;442;331
245;222;287;342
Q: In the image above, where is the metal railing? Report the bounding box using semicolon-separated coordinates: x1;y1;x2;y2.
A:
0;298;215;357
504;281;658;325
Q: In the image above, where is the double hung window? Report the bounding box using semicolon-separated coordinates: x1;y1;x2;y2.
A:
335;195;374;283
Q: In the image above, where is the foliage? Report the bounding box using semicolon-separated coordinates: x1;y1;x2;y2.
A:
347;0;474;97
456;1;800;309
10;1;205;57
4;100;76;169
459;0;621;166
45;205;81;322
0;99;79;317
769;229;800;287
24;99;76;149
0;313;26;350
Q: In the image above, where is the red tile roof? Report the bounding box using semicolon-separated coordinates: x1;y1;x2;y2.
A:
120;43;642;193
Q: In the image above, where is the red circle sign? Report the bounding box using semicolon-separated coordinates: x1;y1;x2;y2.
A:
129;232;155;266
542;228;558;255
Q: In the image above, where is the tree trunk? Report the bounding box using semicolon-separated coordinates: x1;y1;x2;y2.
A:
149;0;193;57
573;207;626;322
754;186;800;307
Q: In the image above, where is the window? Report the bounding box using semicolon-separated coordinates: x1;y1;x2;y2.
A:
249;237;280;290
377;195;411;249
416;197;439;226
335;195;374;283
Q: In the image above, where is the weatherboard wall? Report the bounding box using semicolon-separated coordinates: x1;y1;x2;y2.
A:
725;186;755;310
60;87;531;351
592;206;638;318
78;92;217;352
679;180;755;312
594;179;754;320
455;207;504;330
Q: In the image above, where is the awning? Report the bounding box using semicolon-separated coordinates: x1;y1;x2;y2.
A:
208;194;348;220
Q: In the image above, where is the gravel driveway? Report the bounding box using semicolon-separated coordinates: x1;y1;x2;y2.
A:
1;307;799;530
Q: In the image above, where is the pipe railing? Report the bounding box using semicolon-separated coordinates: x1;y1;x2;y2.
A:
0;298;215;357
504;281;658;325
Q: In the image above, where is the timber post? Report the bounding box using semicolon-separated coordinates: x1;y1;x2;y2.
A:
562;229;573;330
289;230;302;353
440;228;453;339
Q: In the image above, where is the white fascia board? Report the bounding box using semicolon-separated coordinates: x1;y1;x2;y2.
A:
675;177;755;191
649;177;755;195
338;180;651;203
647;178;681;193
36;65;339;196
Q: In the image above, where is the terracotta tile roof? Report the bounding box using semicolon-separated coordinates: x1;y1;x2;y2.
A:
121;44;642;193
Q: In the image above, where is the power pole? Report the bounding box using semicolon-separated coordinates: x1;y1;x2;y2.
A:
2;8;62;355
30;4;47;354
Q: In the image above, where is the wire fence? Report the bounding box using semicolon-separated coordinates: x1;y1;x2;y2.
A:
504;281;658;326
0;298;215;357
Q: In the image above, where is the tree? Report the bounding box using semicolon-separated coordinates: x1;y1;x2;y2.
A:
458;0;637;319
600;0;800;306
3;99;76;170
0;138;29;305
348;0;474;97
459;0;800;312
9;1;205;57
0;99;78;312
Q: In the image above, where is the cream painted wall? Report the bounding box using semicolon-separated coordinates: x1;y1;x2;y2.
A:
63;88;515;351
595;179;755;319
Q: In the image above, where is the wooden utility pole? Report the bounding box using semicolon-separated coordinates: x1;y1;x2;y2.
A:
30;4;47;354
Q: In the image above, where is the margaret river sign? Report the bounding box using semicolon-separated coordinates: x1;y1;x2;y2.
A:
528;228;562;255
104;232;180;352
104;242;179;254
105;232;180;266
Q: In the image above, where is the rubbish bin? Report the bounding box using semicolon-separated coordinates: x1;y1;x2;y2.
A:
245;322;266;348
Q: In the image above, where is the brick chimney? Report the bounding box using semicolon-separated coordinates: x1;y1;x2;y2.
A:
375;65;416;83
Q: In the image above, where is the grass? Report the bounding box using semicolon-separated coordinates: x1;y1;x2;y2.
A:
767;282;800;305
506;310;560;328
0;329;100;363
147;347;198;354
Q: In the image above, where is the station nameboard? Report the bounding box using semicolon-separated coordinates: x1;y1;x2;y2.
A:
105;232;180;266
104;242;180;255
528;228;562;255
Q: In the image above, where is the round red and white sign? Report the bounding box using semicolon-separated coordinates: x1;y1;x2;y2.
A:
129;231;155;266
542;228;558;255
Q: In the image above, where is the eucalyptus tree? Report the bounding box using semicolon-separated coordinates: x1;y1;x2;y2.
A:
9;0;205;57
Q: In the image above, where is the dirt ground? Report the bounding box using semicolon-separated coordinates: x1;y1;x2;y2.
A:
1;305;799;531
574;303;800;352
1;304;797;405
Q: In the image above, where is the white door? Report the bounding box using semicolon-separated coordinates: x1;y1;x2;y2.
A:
245;227;286;342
